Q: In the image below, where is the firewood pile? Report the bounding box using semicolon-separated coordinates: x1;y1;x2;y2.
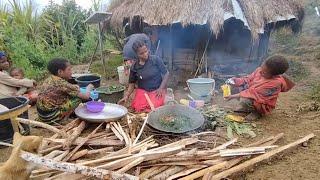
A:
14;116;314;180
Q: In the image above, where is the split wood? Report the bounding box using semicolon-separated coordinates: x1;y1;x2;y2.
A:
63;120;86;150
210;133;315;180
62;123;103;162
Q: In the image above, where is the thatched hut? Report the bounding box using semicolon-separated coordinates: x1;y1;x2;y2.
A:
109;0;304;82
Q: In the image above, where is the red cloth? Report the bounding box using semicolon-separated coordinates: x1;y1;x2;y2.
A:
233;67;295;115
131;89;165;112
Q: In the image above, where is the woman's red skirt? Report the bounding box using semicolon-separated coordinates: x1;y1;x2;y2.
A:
131;89;165;112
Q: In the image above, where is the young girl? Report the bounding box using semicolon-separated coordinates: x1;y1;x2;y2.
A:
36;58;93;124
225;55;295;120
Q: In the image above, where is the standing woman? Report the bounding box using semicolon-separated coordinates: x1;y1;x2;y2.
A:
118;40;169;112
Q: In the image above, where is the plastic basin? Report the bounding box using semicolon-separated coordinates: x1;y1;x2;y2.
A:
76;74;101;88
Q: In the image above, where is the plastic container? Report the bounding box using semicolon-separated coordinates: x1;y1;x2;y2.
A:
86;101;105;113
164;88;175;104
96;85;125;104
80;88;99;100
76;74;101;88
117;66;129;85
187;78;215;103
0;97;30;146
221;84;231;97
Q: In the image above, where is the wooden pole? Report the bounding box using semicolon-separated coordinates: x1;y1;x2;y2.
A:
21;151;139;180
211;134;315;180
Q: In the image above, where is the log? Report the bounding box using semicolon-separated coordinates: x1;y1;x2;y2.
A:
20;151;139;180
139;166;170;179
62;123;103;162
70;149;89;161
63;121;86;150
16;118;67;137
210;133;315;180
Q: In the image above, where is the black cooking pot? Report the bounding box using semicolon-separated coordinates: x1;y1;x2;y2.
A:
0;97;30;147
75;74;101;88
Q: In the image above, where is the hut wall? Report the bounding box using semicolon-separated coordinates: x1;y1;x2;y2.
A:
156;19;270;78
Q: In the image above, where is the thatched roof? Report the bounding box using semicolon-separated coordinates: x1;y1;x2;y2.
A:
109;0;304;37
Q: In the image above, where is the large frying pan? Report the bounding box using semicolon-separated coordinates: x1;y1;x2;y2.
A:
144;94;205;133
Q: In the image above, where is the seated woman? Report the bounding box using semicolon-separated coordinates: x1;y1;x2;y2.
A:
37;58;93;124
0;51;37;102
118;40;169;112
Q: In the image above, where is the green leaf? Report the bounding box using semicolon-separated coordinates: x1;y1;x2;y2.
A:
227;125;233;139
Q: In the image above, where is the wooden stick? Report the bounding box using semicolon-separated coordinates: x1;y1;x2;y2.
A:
46;137;124;146
87;147;114;155
219;146;278;157
40;119;81;151
40;145;63;154
144;93;155;110
116;157;144;173
133;116;148;145
70;149;89;161
152;166;185;180
62;123;103;162
16;118;67;137
111;124;124;142
211;133;315;180
139;166;169;179
20;151;139;180
167;166;206;180
63;121;86;150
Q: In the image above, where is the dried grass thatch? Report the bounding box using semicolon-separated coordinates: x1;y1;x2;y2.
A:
109;0;304;37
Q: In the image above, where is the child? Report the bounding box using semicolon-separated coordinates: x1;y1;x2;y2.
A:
225;55;295;121
36;58;94;124
9;67;28;96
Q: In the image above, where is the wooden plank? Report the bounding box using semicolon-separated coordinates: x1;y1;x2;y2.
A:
210;134;315;180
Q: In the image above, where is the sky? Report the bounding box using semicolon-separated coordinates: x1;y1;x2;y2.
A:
2;0;110;10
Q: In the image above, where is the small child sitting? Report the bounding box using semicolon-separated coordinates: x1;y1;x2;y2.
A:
9;67;28;96
225;55;295;121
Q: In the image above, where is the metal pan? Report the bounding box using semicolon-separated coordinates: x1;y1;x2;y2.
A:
147;101;205;133
75;103;128;123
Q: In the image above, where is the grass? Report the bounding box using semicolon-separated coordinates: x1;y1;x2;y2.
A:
90;54;123;79
286;59;310;82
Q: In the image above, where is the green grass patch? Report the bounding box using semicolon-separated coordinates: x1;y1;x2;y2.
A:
90;54;123;79
311;84;320;103
286;59;310;82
